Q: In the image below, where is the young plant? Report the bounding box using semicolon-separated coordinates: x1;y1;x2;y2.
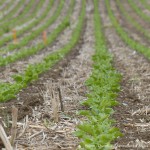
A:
75;0;122;149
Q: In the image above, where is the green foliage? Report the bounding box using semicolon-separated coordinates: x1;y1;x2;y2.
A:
0;0;76;66
140;0;150;11
75;0;122;149
0;0;86;102
0;0;54;49
0;0;53;52
116;0;150;40
0;19;70;66
105;0;150;60
128;0;150;23
1;24;10;33
0;0;45;36
8;0;64;51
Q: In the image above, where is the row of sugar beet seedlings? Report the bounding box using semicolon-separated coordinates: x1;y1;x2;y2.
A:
0;0;18;20
105;0;150;60
116;0;150;40
128;0;150;23
0;0;22;22
0;0;85;102
140;0;150;11
6;0;61;51
0;1;53;50
0;1;48;47
0;0;36;35
0;0;72;66
1;0;149;148
75;0;122;149
1;0;41;27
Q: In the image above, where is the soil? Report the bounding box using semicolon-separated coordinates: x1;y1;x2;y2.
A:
0;0;9;11
0;0;150;149
0;22;83;150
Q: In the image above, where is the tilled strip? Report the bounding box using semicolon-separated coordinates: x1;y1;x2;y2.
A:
100;0;150;149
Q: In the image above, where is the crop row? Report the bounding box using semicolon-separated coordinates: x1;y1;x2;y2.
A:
116;0;150;40
140;0;150;11
0;0;85;102
0;0;30;34
128;0;150;23
0;0;59;53
0;0;15;19
0;0;73;66
75;0;122;149
0;0;48;47
0;0;22;22
105;0;150;59
0;0;41;34
0;0;45;36
0;1;5;10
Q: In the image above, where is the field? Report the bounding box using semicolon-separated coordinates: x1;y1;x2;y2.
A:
0;0;150;149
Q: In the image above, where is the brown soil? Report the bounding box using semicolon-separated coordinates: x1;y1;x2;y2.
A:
100;0;150;149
